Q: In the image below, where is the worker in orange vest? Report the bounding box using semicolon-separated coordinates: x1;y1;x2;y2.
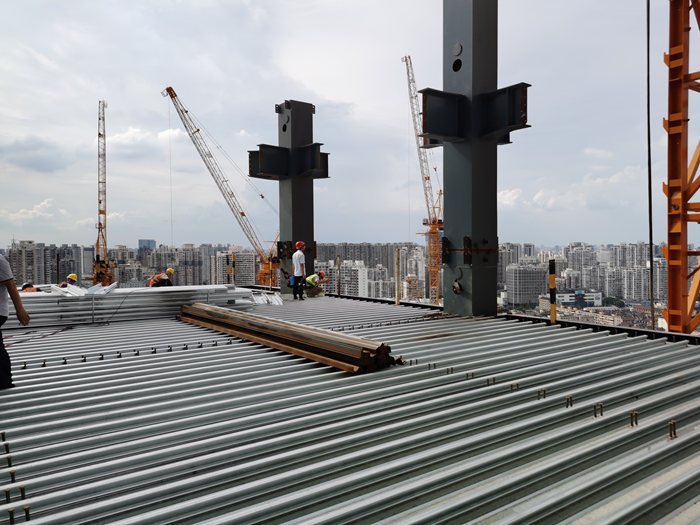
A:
150;268;174;287
59;274;78;288
21;283;39;293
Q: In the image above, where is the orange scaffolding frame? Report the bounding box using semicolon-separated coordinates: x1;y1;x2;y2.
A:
664;0;700;332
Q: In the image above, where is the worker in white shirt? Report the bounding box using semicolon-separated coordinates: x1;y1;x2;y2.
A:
292;241;306;300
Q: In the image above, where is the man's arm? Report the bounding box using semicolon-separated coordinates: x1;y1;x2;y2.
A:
4;279;30;325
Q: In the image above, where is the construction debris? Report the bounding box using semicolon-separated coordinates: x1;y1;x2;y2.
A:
179;302;399;373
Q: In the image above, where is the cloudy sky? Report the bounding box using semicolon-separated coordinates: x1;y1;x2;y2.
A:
0;1;691;252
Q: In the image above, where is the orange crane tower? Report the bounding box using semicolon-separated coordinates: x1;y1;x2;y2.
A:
162;87;279;287
402;56;443;305
93;100;115;286
664;0;700;333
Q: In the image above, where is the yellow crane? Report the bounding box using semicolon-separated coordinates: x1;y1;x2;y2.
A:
162;87;279;286
402;56;443;305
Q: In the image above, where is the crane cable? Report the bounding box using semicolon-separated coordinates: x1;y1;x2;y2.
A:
168;101;174;247
190;112;279;217
646;0;655;329
166;91;278;251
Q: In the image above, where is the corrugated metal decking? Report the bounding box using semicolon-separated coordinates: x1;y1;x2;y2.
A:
1;296;698;524
2;285;254;329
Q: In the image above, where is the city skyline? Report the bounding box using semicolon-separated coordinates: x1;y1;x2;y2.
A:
0;1;684;249
5;238;672;328
1;237;676;255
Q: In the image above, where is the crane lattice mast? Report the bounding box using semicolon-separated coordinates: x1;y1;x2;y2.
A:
403;55;443;305
162;87;278;286
93;100;114;286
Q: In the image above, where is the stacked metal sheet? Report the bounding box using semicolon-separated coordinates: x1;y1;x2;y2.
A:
0;296;698;524
4;285;256;329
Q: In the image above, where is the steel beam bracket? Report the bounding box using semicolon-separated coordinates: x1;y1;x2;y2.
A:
277;240;317;260
277;241;294;260
477;82;531;144
420;82;530;146
442;236;498;265
419;88;469;144
248;143;329;180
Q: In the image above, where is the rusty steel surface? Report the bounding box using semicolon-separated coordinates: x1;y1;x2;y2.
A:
179;302;399;373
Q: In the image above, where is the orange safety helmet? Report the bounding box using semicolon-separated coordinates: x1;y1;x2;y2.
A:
295;241;305;249
319;271;326;279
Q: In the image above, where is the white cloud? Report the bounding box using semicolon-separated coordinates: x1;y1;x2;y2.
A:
75;217;95;227
157;128;187;142
584;147;613;159
110;127;152;146
498;188;523;208
107;212;126;222
0;199;55;223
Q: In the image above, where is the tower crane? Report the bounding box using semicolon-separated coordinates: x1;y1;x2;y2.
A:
664;1;700;333
162;87;279;287
402;55;443;305
93;100;115;286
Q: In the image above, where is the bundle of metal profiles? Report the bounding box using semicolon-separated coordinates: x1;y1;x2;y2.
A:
0;296;699;524
179;302;398;373
2;285;254;329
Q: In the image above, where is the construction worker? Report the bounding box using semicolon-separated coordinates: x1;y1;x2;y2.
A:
21;283;39;293
150;268;174;287
1;253;30;389
292;241;306;300
59;274;78;288
305;271;328;298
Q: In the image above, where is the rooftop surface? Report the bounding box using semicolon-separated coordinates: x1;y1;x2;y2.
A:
1;295;699;524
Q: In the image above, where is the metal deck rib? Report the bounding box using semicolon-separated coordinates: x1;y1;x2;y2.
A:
0;296;698;524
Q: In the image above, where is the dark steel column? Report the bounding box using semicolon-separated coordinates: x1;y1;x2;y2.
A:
249;100;329;294
278;101;316;284
421;0;529;316
443;0;498;316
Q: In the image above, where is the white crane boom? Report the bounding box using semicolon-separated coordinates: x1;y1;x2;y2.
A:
402;56;443;305
162;86;269;260
402;56;441;223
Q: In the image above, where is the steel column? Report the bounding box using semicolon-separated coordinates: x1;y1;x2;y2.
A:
422;0;528;317
249;101;329;295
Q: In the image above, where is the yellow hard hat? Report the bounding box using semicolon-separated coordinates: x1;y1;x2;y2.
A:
67;273;78;281
166;268;174;275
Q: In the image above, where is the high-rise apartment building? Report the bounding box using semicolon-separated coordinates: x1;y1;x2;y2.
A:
232;252;256;286
623;267;649;302
138;239;156;252
506;261;547;306
564;242;596;273
651;258;668;301
603;267;624;299
209;251;256;286
314;260;369;297
210;252;235;285
317;242;421;280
